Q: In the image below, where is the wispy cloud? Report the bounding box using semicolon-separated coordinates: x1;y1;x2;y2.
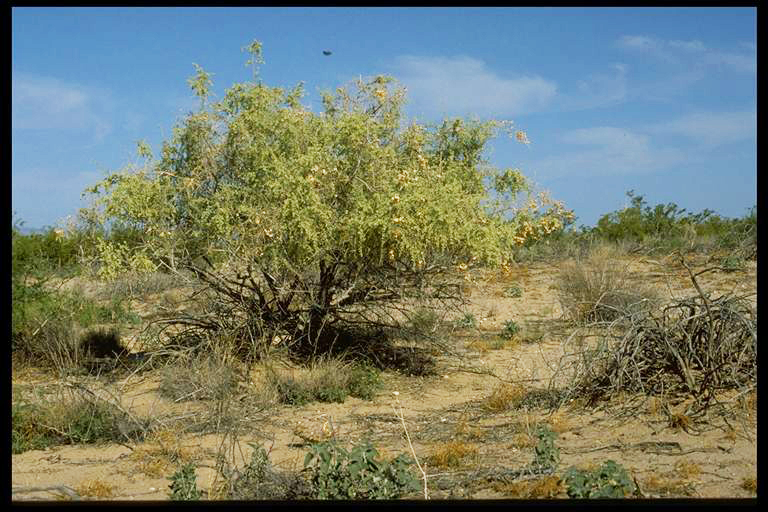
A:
616;34;755;73
391;55;557;119
647;110;756;147
12;72;114;142
524;125;689;180
558;63;628;111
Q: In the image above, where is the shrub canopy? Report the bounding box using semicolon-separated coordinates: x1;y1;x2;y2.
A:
83;42;571;356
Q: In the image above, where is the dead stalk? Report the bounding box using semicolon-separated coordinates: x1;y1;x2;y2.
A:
391;392;428;500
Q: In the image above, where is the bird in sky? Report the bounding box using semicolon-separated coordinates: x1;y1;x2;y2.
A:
322;50;332;56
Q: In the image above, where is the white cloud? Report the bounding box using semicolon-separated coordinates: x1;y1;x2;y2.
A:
616;34;755;73
617;35;662;52
523;125;688;180
648;110;756;146
668;39;706;52
12;73;113;142
391;55;557;118
560;63;628;110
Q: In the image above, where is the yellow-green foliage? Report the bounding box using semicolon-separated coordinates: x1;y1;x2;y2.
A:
84;41;569;280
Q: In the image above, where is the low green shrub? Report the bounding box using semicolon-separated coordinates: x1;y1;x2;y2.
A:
455;312;477;329
169;463;202;501
12;393;140;453
564;460;636;499
500;320;521;340
303;440;421;499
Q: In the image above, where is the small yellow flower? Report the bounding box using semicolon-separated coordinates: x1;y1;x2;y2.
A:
264;228;274;238
515;130;530;145
392;216;404;224
391;195;400;204
458;263;468;271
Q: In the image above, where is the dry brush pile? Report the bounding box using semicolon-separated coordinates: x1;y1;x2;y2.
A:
563;258;756;423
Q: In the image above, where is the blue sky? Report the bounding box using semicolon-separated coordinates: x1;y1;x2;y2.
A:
12;7;756;230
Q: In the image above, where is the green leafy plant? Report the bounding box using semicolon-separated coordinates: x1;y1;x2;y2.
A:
83;39;570;361
500;319;521;339
455;312;477;329
169;462;202;500
502;284;523;298
347;363;381;400
303;440;420;499
564;460;636;499
531;425;560;471
720;254;746;272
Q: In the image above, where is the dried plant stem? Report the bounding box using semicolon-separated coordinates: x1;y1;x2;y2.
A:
392;394;428;500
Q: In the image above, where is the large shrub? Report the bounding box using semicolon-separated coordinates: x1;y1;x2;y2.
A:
83;41;570;359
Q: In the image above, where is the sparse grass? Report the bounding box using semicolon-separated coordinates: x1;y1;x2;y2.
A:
427;440;478;468
484;383;527;412
408;307;440;335
492;475;564;498
455;312;477;329
502;284;523;298
500;320;521;340
12;388;143;453
555;244;659;323
129;427;203;478
260;356;381;406
740;477;756;494
74;478;118;499
641;473;697;497
159;354;240;403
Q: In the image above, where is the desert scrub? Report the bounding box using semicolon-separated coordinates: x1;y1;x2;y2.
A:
12;391;142;453
159;354;240;402
555;245;659;323
408;307;440;335
303;440;421;499
262;357;380;406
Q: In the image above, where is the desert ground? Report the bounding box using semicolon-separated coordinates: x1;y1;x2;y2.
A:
11;250;757;501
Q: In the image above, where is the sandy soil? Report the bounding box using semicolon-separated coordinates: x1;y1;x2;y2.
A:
12;255;757;501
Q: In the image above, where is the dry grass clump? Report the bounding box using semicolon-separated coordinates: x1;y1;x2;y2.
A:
484;383;527;412
128;426;204;478
427;440;478;468
508;432;535;450
159;353;240;403
454;416;484;441
74;478;118;498
740;476;756;494
257;355;381;406
555;245;659;323
673;461;701;480
641;473;697;497
492;475;564;498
